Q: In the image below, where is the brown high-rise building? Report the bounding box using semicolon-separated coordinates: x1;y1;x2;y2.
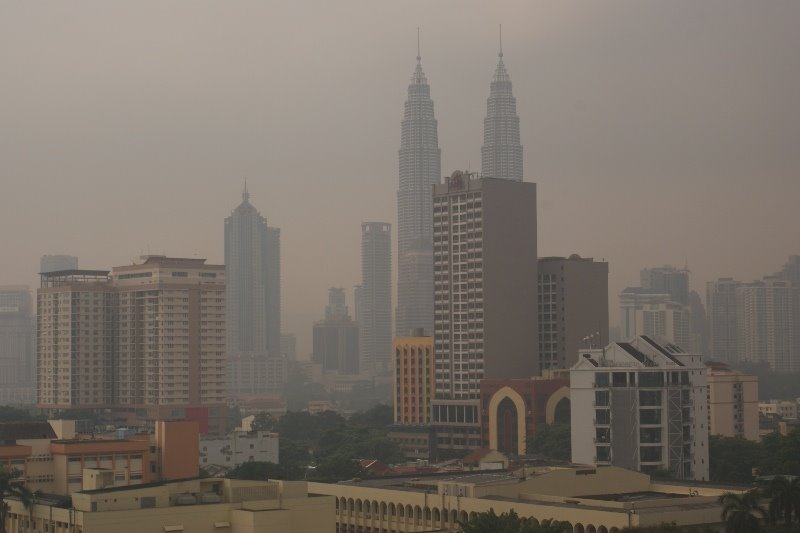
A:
37;257;226;433
431;172;537;451
538;255;609;371
393;332;434;425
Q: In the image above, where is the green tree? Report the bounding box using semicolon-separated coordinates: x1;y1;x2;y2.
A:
226;461;285;481
764;476;800;529
709;435;763;483
0;469;33;533
720;490;768;533
526;424;571;461
459;509;566;533
348;404;393;427
313;454;360;481
250;411;277;432
0;407;38;423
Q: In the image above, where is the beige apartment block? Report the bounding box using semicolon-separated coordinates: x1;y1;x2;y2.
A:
310;466;744;533
3;478;333;533
37;257;226;432
706;363;759;440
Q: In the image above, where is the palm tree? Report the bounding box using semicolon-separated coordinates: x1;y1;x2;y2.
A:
765;476;800;530
719;490;768;533
0;468;33;533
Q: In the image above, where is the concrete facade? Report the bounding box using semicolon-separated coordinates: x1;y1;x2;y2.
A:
311;466;741;533
736;277;797;372
570;336;709;481
0;285;35;404
706;363;759;441
620;288;691;350
431;173;538;452
3;478;332;533
393;333;434;425
200;430;279;469
37;257;227;433
538;256;609;370
360;222;392;375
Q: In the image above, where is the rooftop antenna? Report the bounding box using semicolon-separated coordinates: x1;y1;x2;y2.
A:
417;27;421;62
243;179;250;202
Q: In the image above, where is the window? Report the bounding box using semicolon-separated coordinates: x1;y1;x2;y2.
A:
640;427;662;443
595;390;609;407
640;409;661;425
595;409;610;425
595;372;609;387
639;390;662;406
639;372;664;387
640;446;662;462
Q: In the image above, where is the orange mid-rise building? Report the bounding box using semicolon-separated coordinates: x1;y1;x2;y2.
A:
393;333;434;425
0;419;199;496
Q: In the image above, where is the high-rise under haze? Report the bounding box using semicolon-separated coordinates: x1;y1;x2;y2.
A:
40;255;78;274
431;172;538;451
481;36;523;182
360;222;392;375
396;39;440;337
37;257;227;433
224;186;281;358
0;286;35;404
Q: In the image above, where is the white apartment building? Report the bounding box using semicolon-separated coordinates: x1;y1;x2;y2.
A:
759;400;798;420
620;288;691;350
571;336;709;481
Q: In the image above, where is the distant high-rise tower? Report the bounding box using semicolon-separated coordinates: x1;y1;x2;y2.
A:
481;30;523;182
40;255;78;273
706;278;741;362
360;222;392;375
396;34;440;337
224;186;281;358
641;266;690;306
0;286;35;404
313;288;359;375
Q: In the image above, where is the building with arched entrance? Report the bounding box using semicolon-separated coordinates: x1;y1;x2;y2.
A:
479;374;570;455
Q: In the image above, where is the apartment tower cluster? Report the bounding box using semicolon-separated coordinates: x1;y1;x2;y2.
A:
37;257;226;433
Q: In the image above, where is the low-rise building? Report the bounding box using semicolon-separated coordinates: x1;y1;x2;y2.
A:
759;400;798;420
706;362;759;440
3;478;333;533
200;430;279;470
0;420;198;496
310;466;744;532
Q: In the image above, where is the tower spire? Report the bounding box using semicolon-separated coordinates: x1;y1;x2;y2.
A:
499;24;503;58
243;180;249;202
417;27;421;62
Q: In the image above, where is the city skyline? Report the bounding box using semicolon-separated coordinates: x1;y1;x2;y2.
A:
2;2;800;357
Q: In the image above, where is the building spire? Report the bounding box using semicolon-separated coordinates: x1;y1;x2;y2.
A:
417;27;421;62
499;24;503;58
242;180;249;202
412;28;426;84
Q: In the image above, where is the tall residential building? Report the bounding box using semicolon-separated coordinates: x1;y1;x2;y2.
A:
570;335;709;481
538;255;609;371
780;255;800;285
360;222;392;375
640;266;690;306
431;172;538;451
619;287;691;350
393;332;433;425
396;43;440;338
706;362;759;441
706;278;741;362
736;277;797;372
37;257;227;433
688;290;708;356
481;39;523;182
0;286;36;404
39;255;78;274
312;288;359;375
224;186;280;358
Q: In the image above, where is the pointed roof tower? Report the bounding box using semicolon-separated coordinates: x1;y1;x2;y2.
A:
481;25;523;182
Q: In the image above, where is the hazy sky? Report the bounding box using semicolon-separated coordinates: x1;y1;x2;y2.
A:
2;1;798;357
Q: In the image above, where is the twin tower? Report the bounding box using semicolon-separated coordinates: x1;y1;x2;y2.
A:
396;37;524;337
